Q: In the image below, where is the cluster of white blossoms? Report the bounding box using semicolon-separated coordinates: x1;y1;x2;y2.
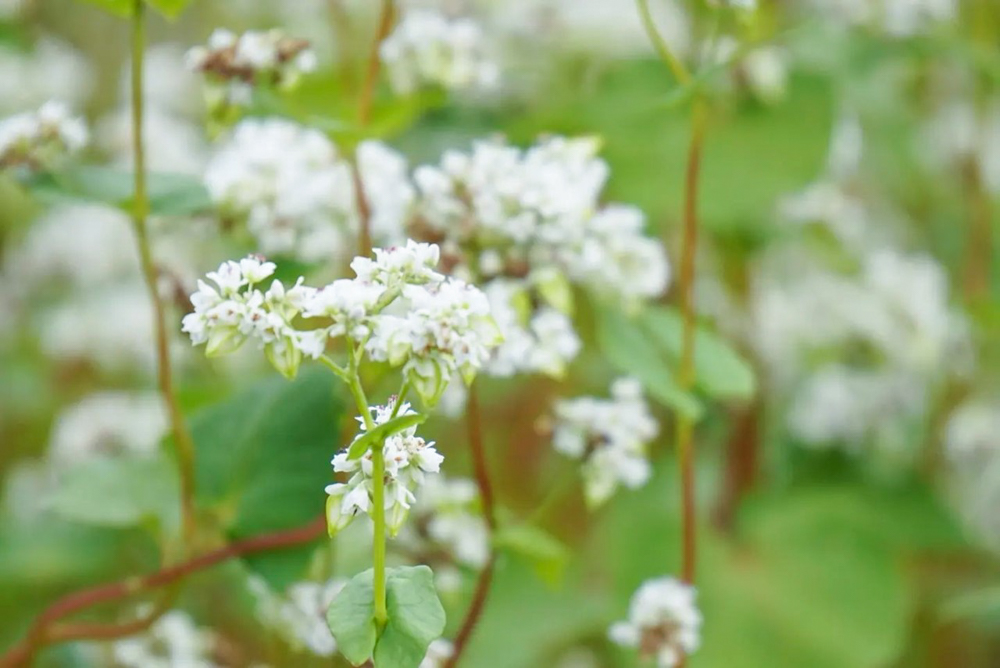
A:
551;378;659;506
249;577;346;657
944;400;1000;552
326;398;444;536
0;38;94;114
380;9;499;95
203;118;412;261
397;475;490;572
922;98;1000;195
806;0;956;36
110;610;217;668
186;28;316;108
0;101;87;173
609;577;702;668
412;135;669;378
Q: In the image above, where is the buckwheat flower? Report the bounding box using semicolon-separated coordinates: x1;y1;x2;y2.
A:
609;577;701;667
111;610;217;668
945;400;1000;473
357;140;416;245
47;392;167;468
551;378;658;506
0;101;87;173
380;10;498;95
326;398;444;536
0;38;93;114
420;639;455;668
183;256;311;378
398;476;489;570
203;118;356;262
248;576;346;657
186;28;316;108
350;240;444;291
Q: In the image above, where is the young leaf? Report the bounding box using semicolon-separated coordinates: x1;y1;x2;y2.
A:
493;524;569;585
326;569;378;666
46;455;180;532
347;413;427;460
639;306;756;401
374;566;447;668
596;307;703;419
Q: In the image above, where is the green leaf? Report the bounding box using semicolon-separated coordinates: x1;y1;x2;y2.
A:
493;524;569;585
46;455;180;532
596;307;702;418
75;0;133;17
326;569;378;666
347;413;427;460
374;566;447;668
145;0;192;18
639;306;756;401
24;166;212;216
191;368;344;587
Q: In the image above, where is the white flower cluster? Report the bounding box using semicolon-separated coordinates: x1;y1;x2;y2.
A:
420;639;455;668
182;255;311;379
0;38;93;114
0;101;87;172
111;610;217;668
203;118;412;261
249;576;346;657
609;577;702;668
923;99;1000;195
48;391;167;469
186;28;317;108
413;135;669;377
398;475;490;571
944;400;1000;553
326;398;444;536
380;10;498;95
551;378;659;506
807;0;956;36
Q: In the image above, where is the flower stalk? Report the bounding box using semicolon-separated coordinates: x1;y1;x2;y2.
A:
130;0;198;546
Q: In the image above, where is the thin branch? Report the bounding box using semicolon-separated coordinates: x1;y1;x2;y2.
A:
129;0;197;543
353;0;396;258
0;516;325;667
444;384;496;668
636;0;692;86
962;159;994;301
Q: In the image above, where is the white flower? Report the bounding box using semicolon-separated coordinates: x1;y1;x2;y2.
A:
0;101;87;172
380;10;498;94
420;639;455;668
552;378;658;506
397;476;489;569
0;38;93;114
204;118;356;262
326;397;443;536
249;577;346;657
47;392;167;469
357;140;416;245
609;577;701;668
111;610;217;668
186;29;316;108
97;105;207;175
945;400;1000;473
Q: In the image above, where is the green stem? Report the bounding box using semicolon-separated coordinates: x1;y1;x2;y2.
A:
130;0;197;547
636;0;692;86
345;347;387;626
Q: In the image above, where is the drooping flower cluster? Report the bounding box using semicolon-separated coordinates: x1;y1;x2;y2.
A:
550;378;659;506
203;118;412;261
326;398;444;536
110;610;217;668
186;28;316;108
0;101;87;173
609;577;702;668
379;10;499;95
249;576;346;657
181;255;310;378
412;135;669;378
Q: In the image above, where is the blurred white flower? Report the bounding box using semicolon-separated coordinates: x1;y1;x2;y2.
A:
111;610;217;668
551;378;658;506
249;577;346;656
97;105;208;175
0;101;87;173
0;38;93;114
47;392;167;468
945;400;1000;473
420;638;454;668
380;10;498;94
398;475;489;569
204;118;356;262
609;576;701;667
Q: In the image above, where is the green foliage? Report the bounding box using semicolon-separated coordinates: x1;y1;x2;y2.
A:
493;523;569;585
596;306;703;418
75;0;193;18
190;368;343;587
46;455;180;532
327;566;446;668
348;413;427;459
25;166;212;216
